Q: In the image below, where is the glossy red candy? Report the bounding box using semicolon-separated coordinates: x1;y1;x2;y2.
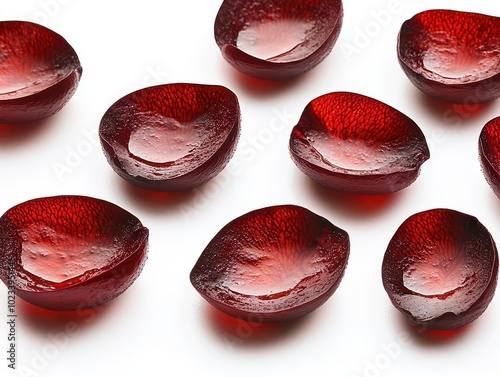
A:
99;83;240;192
214;0;343;80
0;21;82;123
382;209;498;330
398;10;500;103
289;92;430;194
190;205;350;322
0;196;148;311
479;116;500;199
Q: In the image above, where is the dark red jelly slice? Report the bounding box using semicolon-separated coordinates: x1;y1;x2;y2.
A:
0;21;82;123
398;10;500;103
99;83;240;192
289;92;430;195
0;196;148;311
479;116;500;199
190;205;349;322
214;0;343;80
382;209;498;330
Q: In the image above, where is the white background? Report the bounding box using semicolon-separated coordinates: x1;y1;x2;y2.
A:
1;0;500;376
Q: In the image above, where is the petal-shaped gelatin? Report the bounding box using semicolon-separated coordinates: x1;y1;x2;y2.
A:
479;116;500;199
398;10;500;103
214;0;343;80
190;205;349;322
99;83;240;192
0;21;82;123
289;92;430;194
382;209;498;330
0;196;148;311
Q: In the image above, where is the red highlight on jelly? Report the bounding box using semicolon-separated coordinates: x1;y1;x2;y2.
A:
99;83;240;192
0;21;82;123
0;196;148;311
289;92;430;194
190;205;350;322
382;208;498;330
398;10;500;103
214;0;343;80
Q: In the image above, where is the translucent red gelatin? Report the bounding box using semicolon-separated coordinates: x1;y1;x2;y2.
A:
0;21;82;123
99;83;240;192
479;116;500;199
0;196;148;311
214;0;343;80
382;209;498;330
289;92;430;194
398;10;500;103
190;205;349;322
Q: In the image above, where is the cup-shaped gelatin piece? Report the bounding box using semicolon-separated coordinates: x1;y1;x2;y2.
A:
190;205;349;322
0;21;82;123
214;0;343;80
479;116;500;199
382;209;498;330
289;92;430;194
398;10;500;103
0;196;148;311
99;83;240;192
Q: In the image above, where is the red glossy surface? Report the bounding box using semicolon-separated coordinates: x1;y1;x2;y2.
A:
382;209;498;330
190;205;349;322
0;196;148;311
214;0;343;80
479;116;500;199
398;10;500;103
99;83;240;192
0;21;82;123
289;92;430;194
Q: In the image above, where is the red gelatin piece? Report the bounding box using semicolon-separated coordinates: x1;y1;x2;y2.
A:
190;205;349;322
479;116;500;199
289;92;430;195
99;83;240;192
398;10;500;103
0;196;148;311
214;0;343;80
0;21;82;123
382;209;498;330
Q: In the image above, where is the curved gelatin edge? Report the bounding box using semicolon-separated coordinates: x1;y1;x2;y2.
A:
196;273;347;323
385;232;499;331
0;68;82;123
99;84;241;191
220;13;343;80
0;207;148;312
397;10;500;103
216;3;344;80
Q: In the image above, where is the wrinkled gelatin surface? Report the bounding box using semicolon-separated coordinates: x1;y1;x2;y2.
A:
382;209;498;330
99;83;240;192
479;116;500;199
214;0;343;79
398;10;500;103
0;21;82;123
289;92;430;194
0;196;148;311
190;205;350;322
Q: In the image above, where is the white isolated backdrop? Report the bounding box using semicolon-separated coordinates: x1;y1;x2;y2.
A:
1;0;500;376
